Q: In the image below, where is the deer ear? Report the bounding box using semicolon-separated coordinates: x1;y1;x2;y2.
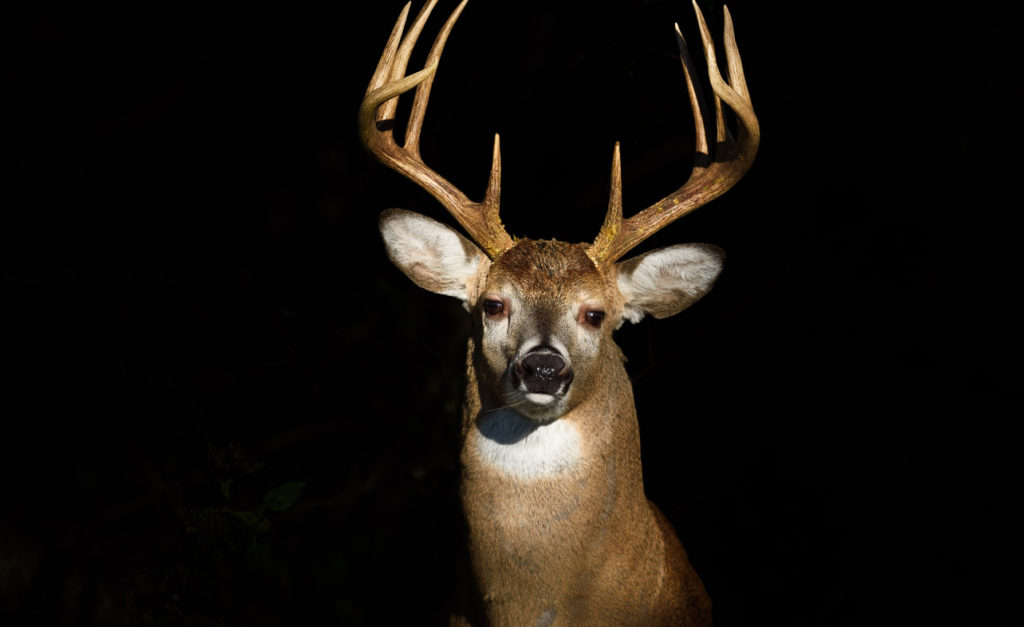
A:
379;209;489;305
615;244;724;324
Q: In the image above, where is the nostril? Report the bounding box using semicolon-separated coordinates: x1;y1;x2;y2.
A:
521;353;565;379
513;347;574;396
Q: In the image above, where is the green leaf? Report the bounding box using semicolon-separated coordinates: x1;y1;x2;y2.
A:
261;481;307;512
229;509;272;533
220;479;233;501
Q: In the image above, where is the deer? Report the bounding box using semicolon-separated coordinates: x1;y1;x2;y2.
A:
359;1;758;624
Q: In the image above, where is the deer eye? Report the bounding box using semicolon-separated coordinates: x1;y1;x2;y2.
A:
482;299;505;317
584;310;605;328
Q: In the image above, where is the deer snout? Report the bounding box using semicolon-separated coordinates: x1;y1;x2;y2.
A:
513;347;574;396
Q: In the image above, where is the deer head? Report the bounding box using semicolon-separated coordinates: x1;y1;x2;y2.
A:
361;0;758;425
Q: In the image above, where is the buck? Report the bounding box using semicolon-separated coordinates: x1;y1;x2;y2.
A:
359;1;758;624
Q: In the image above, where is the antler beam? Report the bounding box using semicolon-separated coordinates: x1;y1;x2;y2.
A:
587;1;760;266
359;0;514;259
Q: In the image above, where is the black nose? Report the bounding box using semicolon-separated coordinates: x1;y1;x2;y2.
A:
514;348;573;395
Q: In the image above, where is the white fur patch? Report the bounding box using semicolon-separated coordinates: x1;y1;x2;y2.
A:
471;410;582;480
518;335;568;358
524;392;557;405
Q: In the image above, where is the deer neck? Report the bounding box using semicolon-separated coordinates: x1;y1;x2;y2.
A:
457;337;661;618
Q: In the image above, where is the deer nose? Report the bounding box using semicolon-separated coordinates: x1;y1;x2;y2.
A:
514;347;573;395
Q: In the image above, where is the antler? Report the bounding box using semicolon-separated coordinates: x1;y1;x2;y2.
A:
359;0;514;259
587;1;760;266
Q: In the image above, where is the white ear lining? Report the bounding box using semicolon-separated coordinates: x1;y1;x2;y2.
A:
616;244;723;323
380;209;486;302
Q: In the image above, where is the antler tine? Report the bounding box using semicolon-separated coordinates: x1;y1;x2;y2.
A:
365;3;411;98
587;1;760;266
675;23;711;160
359;1;514;259
590;142;623;261
691;5;728;147
376;0;443;130
404;0;456;155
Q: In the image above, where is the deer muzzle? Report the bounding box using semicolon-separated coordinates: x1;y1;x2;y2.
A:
513;346;574;397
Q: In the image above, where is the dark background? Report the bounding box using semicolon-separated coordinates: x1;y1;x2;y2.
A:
3;1;1016;625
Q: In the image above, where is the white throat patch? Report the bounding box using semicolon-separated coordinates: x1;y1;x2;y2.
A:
471;409;582;480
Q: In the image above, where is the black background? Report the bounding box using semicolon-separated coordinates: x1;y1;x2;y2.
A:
3;1;1016;625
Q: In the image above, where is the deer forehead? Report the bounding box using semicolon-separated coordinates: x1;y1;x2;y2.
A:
484;239;611;303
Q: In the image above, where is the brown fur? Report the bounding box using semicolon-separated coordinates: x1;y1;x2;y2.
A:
451;239;711;626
